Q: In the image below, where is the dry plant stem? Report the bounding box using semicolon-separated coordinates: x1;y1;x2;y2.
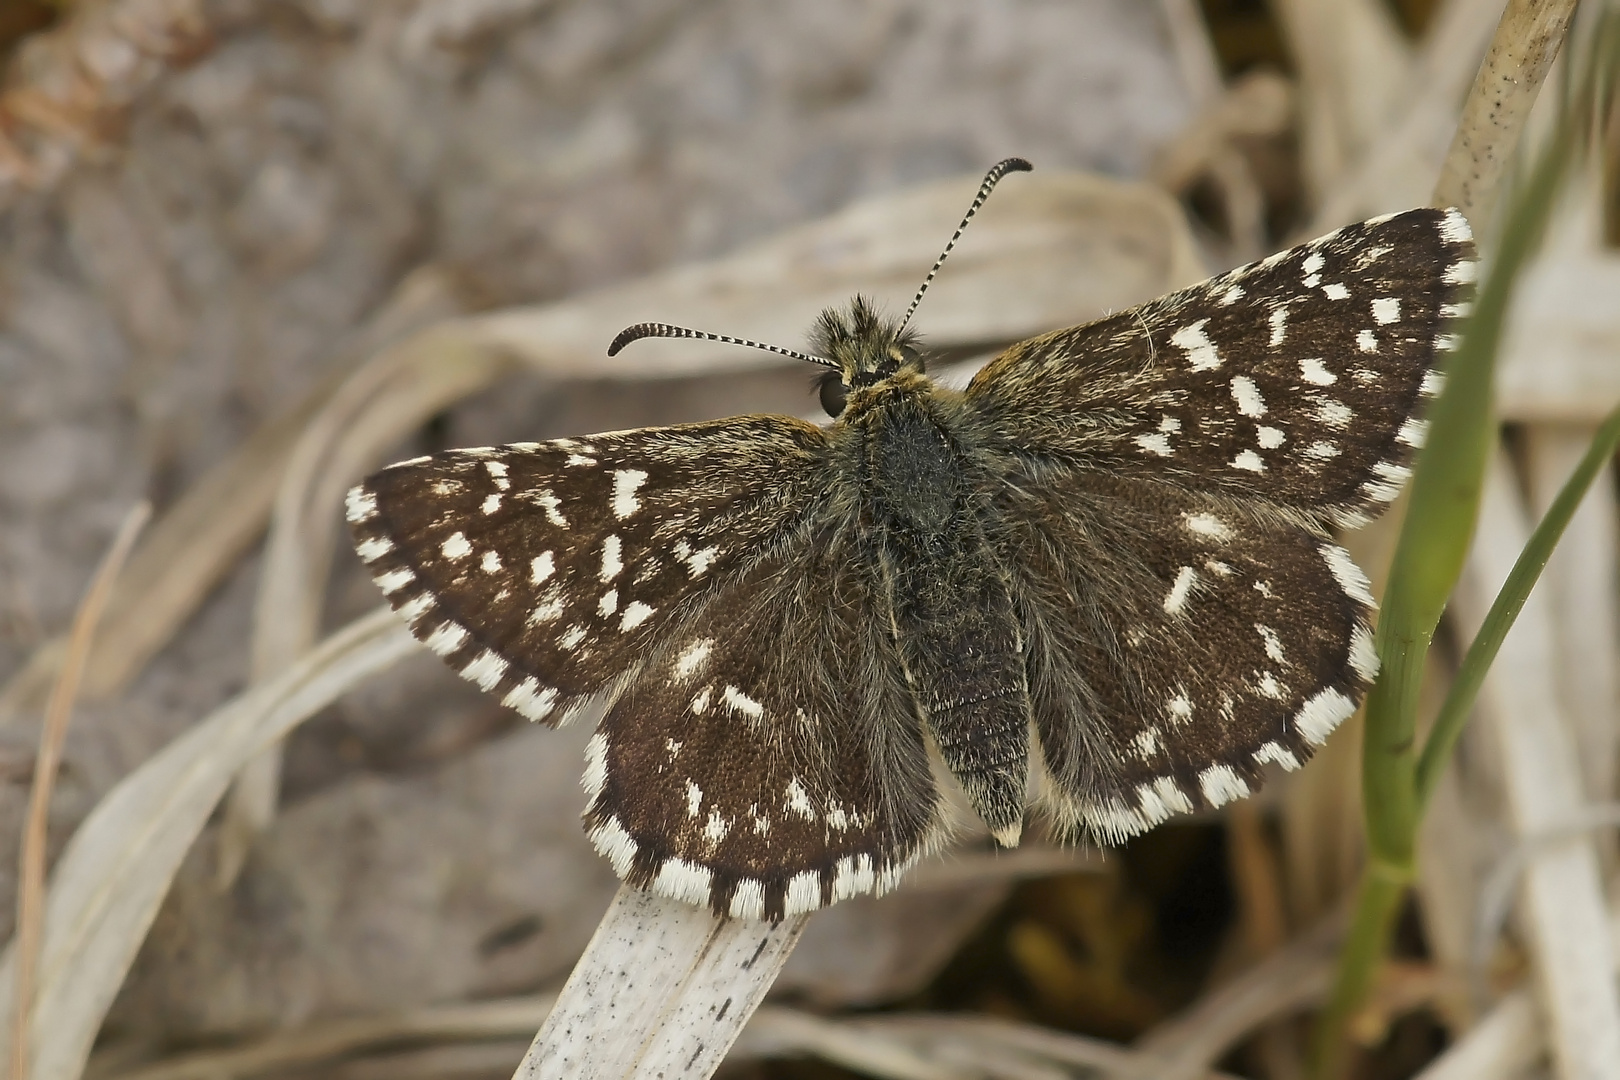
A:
10;503;149;1080
1135;910;1342;1080
0;607;416;1080
1433;0;1582;223
518;885;807;1079
1447;456;1620;1079
110;995;558;1080
1415;901;1620;1080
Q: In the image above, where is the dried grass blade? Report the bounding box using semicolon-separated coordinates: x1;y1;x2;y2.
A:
517;885;807;1079
0;607;416;1080
1433;0;1582;224
10;503;150;1080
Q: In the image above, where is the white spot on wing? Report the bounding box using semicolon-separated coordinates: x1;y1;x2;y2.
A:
356;536;393;562
534;489;568;528
484;460;510;490
685;780;703;817
703;811;730;843
598;589;618;616
1200;764;1250;807
722;684;765;720
582;733;607;798
1254;741;1301;770
1349;622;1380;681
1133;727;1161;758
588;816;637;876
785;778;816;821
377;568;415;594
1397;417;1428;448
397;593;434;626
653;858;712;907
612;469;649;519
1184;513;1230;540
1322;282;1349;300
1135;433;1173;456
441;532;472;560
1268;307;1288;346
345;487;378;523
1163;566;1197;616
784;870;823;916
559;625;587;650
1220;284;1245;305
462;649;508;691
620;601;654;631
600;535;623;581
481;550;502;573
424;622;469;657
833;855;875;901
1439;208;1473;244
505;678;558;722
1304;441;1340;460
1371;297;1401;325
1322;544;1375;606
1230;375;1267;417
673;639;714;681
1363;460;1411;502
1296;687;1357;744
531;551;555;584
1171;319;1221;371
1167;689;1193;723
1420;370;1445;397
1257;426;1285;449
1256;624;1286;663
1137;777;1194;823
1256;671;1285;699
1444;259;1478;285
1300;358;1336;386
1232;449;1266;472
481;493;502;514
1356;329;1379;353
1314;399;1353;427
729;879;766;920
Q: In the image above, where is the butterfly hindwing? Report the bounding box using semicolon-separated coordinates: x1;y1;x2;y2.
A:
347;417;830;724
994;469;1377;840
583;536;943;920
968;208;1476;527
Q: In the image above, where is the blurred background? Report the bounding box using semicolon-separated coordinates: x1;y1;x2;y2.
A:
0;1;1616;1079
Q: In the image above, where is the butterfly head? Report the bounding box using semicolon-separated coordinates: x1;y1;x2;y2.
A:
809;295;924;417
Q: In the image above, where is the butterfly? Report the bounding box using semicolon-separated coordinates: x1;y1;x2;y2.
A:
348;159;1476;921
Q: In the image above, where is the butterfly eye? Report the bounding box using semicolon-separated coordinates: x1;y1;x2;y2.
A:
818;375;849;417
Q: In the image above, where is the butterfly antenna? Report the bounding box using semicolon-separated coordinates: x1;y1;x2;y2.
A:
898;157;1032;332
608;322;838;369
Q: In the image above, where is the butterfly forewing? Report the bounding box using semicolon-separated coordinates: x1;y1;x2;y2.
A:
348;417;830;725
969;209;1475;529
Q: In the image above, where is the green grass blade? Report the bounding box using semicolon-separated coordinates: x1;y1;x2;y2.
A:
1415;405;1620;807
1361;106;1576;867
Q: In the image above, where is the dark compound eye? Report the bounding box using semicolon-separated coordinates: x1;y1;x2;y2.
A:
818;374;849;418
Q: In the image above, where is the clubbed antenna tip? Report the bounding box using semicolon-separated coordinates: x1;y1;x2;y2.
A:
607;321;837;369
899;158;1033;332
